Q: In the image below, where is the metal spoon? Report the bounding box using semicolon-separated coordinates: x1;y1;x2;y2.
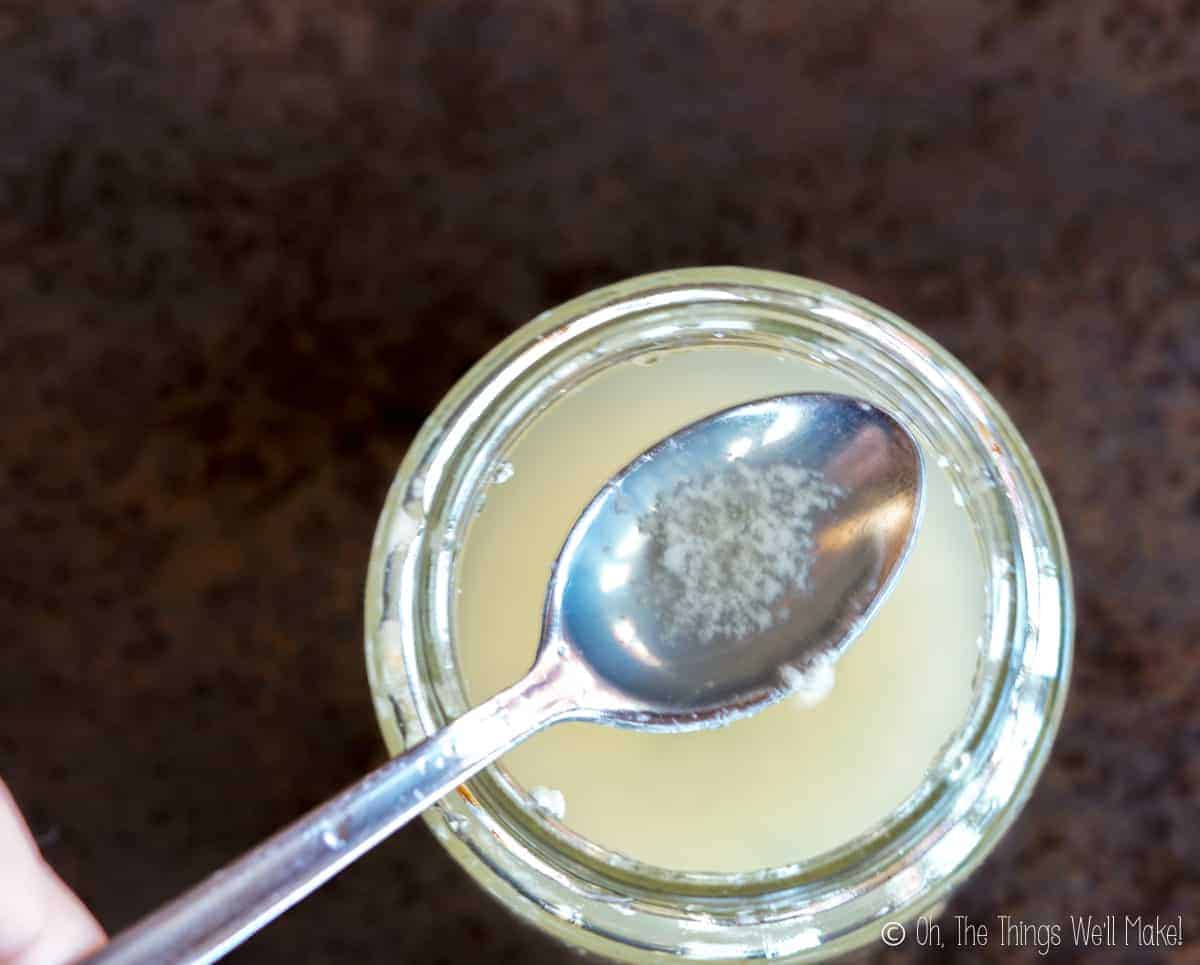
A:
87;392;923;965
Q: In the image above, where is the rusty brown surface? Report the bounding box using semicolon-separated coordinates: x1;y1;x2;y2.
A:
1;2;1197;962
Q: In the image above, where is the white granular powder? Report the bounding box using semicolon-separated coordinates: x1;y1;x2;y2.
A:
392;506;421;553
780;653;837;708
637;461;842;644
528;785;566;821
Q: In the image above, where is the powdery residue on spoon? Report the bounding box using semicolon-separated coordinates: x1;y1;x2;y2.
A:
637;461;842;645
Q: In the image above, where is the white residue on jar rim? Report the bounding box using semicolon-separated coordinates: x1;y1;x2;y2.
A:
391;504;422;555
408;471;426;502
377;619;407;685
529;785;567;821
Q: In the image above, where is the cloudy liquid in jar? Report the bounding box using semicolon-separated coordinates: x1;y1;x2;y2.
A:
455;345;986;873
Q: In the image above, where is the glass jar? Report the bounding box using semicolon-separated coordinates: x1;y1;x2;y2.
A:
363;268;1073;962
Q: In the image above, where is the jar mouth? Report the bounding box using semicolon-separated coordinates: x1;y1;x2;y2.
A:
366;268;1073;958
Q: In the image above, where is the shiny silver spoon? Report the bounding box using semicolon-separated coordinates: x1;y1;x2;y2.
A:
88;392;922;965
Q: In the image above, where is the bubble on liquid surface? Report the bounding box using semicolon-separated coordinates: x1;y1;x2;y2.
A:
492;460;515;484
633;354;660;367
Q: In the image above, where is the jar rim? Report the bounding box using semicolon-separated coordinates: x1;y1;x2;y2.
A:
365;267;1074;961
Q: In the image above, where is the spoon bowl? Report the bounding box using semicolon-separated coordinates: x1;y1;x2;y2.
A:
543;393;923;728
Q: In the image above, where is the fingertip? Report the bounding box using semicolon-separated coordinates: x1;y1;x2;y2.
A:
0;780;106;965
21;864;107;965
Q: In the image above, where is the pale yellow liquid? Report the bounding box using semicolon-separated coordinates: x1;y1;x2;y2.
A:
456;346;985;872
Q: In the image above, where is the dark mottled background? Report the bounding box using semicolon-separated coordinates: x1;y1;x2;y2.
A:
1;1;1197;962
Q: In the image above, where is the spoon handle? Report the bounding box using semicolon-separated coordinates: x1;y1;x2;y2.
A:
83;658;578;965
